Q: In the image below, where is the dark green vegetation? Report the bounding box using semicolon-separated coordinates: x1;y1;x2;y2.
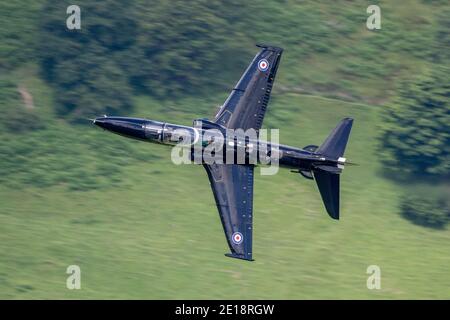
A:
381;67;449;177
401;190;450;229
0;0;449;298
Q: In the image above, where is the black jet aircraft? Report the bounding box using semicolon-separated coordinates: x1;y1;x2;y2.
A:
93;44;353;261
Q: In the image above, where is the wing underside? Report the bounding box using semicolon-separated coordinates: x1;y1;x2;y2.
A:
203;164;254;261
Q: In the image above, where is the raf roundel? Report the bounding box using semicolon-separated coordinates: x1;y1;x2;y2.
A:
231;232;243;245
258;59;269;72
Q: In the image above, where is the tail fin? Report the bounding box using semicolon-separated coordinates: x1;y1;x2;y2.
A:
313;118;353;220
316;118;353;159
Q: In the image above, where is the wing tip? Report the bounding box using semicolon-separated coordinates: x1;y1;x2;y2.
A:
256;43;284;52
225;253;254;262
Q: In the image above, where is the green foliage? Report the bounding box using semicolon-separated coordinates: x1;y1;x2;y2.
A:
33;0;450;120
0;122;158;191
432;6;450;63
401;190;450;229
38;1;138;122
37;0;255;121
0;1;46;71
248;2;334;54
126;0;251;97
0;78;45;132
380;66;450;176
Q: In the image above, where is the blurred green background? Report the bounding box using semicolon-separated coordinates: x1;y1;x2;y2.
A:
0;0;449;299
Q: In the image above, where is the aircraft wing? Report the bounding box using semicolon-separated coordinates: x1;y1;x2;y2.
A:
214;44;283;131
203;163;254;261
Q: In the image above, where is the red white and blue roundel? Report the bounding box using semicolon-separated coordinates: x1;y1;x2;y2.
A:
231;232;243;245
258;59;269;72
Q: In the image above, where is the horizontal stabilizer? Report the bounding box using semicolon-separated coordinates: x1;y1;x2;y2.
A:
313;169;340;219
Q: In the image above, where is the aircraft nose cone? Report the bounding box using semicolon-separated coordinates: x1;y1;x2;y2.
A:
93;117;108;129
92;116;146;139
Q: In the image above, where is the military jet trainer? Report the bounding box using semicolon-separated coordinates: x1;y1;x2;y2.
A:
93;44;353;261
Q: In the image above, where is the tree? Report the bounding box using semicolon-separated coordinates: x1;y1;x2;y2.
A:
37;0;255;121
124;0;252;97
380;66;450;177
401;191;450;229
0;78;44;132
0;1;46;71
38;1;138;122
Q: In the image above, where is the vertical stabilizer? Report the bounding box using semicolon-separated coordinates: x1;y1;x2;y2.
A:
316;118;353;159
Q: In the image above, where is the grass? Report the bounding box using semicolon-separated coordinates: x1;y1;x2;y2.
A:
1;92;449;299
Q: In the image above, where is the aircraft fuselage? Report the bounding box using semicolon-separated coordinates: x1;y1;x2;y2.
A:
94;116;344;172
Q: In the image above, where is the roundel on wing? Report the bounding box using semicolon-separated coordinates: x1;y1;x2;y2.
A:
231;232;243;245
258;59;269;72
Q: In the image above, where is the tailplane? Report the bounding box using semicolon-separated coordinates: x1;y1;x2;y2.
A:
313;169;340;219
